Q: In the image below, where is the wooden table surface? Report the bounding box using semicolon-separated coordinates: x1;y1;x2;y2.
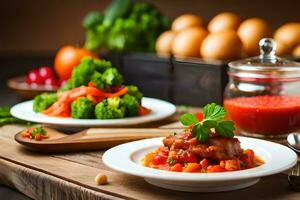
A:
0;108;299;200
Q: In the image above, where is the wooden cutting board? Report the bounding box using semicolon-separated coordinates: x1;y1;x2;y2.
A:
15;127;183;153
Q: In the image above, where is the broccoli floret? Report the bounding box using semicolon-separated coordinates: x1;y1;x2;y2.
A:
71;57;95;87
91;71;105;89
121;94;139;117
94;58;112;73
127;85;143;102
71;97;95;119
95;97;125;119
33;93;57;112
102;68;124;87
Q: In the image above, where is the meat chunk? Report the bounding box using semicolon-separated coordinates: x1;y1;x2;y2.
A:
163;132;242;161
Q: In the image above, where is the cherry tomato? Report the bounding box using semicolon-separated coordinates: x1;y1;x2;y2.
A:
178;151;197;163
44;77;57;86
27;70;44;84
152;155;167;165
54;45;97;80
39;66;53;79
195;112;203;121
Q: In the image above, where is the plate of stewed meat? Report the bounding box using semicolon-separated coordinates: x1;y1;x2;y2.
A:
103;103;297;192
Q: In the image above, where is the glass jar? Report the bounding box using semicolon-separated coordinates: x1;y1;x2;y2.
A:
224;38;300;138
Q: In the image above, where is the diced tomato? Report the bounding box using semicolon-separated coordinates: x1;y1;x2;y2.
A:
183;163;201;173
200;158;209;169
152;155;167;165
158;147;169;156
206;165;226;173
170;163;183;172
195;112;203;121
34;134;42;141
241;149;255;167
178;151;197;163
220;159;241;171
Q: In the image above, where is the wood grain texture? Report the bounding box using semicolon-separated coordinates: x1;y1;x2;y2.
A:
0;105;299;200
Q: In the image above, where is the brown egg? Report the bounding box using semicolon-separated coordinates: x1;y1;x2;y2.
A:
274;23;300;48
200;30;243;60
156;30;176;56
292;44;300;57
172;14;204;32
237;18;271;56
275;39;291;56
172;27;208;58
208;12;241;33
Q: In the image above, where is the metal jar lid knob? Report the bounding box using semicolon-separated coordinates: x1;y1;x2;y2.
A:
259;38;277;60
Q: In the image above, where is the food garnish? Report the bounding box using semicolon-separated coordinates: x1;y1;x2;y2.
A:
143;103;263;173
21;126;48;141
180;103;235;142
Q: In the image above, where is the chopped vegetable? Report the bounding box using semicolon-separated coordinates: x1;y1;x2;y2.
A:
33;93;57;112
179;103;235;142
121;94;139;117
95;97;125;119
21;126;48;141
71;97;95;119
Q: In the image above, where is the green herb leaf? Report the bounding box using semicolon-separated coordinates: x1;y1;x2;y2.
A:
192;124;210;143
31;127;47;137
215;121;235;138
179;113;199;126
167;157;176;165
203;103;226;121
179;103;235;142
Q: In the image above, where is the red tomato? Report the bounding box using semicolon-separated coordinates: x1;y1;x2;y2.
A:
241;149;255;167
38;66;53;79
44;77;57;86
206;165;226;173
170;163;183;172
27;70;44;84
200;158;209;169
54;46;97;80
152;155;167;165
195;112;204;121
178;151;197;163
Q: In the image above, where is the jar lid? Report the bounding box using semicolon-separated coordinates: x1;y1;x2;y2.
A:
228;38;300;79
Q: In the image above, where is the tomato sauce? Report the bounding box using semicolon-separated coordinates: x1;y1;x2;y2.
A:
224;95;300;135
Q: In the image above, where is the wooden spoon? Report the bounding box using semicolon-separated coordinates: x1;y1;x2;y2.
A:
15;127;183;153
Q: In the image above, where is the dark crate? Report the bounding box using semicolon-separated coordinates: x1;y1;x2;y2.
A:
121;53;172;101
172;58;228;106
102;52;229;106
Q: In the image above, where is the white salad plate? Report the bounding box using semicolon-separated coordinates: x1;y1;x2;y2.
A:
103;136;297;192
10;97;176;128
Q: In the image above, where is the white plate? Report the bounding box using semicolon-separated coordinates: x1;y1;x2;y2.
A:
10;97;176;128
103;136;297;192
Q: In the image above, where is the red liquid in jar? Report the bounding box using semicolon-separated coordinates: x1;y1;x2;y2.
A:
224;95;300;135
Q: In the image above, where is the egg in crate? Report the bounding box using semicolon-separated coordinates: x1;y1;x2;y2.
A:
172;27;208;58
237;18;271;56
200;30;243;60
293;44;300;57
208;12;241;33
171;14;204;32
155;30;176;56
274;22;300;48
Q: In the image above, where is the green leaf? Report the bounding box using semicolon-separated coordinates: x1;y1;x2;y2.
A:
215;121;235;138
179;113;199;126
31;127;47;137
192;124;210;143
203;103;226;121
203;120;217;128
